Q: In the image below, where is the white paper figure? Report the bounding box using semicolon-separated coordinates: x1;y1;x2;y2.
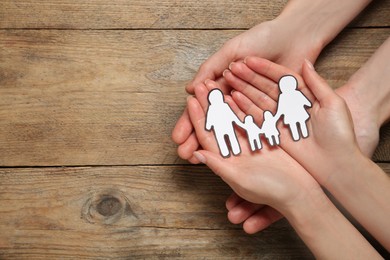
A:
243;115;263;151
261;111;280;146
203;75;312;158
205;89;245;157
275;75;312;141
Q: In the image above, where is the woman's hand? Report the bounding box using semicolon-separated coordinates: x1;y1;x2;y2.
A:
186;80;321;215
186;80;380;259
172;16;322;163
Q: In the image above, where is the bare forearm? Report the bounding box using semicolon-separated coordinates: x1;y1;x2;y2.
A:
326;154;390;251
285;188;381;259
346;37;390;125
277;0;372;49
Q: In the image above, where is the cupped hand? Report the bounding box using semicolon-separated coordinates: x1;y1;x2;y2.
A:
226;57;360;184
186;80;323;227
221;57;363;233
172;18;322;163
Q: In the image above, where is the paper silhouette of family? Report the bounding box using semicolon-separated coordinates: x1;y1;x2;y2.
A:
205;75;312;157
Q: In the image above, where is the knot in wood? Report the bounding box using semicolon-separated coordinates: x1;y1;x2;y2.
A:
96;196;121;217
81;189;136;225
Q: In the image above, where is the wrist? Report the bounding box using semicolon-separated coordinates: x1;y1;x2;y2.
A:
283;184;331;227
341;38;390;126
324;150;373;197
283;183;381;259
276;0;372;52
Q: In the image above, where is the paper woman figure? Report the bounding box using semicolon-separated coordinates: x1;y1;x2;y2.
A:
275;75;312;141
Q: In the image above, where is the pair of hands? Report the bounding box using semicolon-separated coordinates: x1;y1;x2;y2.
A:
173;19;322;165
184;57;360;229
172;20;364;233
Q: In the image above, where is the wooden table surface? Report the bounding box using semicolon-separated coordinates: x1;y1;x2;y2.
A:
0;1;389;259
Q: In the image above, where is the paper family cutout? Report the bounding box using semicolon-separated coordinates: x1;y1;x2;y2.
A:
205;75;312;157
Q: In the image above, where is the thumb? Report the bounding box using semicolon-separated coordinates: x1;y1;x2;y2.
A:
193;150;235;181
186;47;234;94
302;59;335;105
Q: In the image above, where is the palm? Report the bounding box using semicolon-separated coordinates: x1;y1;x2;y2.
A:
187;21;321;94
187;80;319;225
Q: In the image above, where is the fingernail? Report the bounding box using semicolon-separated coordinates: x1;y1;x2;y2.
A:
229;62;235;70
204;79;211;85
305;59;315;70
193;151;206;164
243;56;249;64
223;69;230;77
186;95;192;102
230;89;236;95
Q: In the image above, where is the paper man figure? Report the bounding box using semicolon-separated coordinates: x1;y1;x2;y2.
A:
275;75;312;141
243;115;263;151
205;89;245;157
261;111;280;146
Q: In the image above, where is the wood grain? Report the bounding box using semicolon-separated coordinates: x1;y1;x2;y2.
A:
0;0;287;29
373;124;390;162
0;0;389;29
0;166;313;259
1;0;389;258
1;29;389;166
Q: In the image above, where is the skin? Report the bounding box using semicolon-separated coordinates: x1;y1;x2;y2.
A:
224;37;390;235
172;0;372;163
186;75;381;258
224;59;390;251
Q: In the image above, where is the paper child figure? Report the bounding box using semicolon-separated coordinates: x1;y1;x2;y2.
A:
275;75;312;141
243;115;263;151
261;111;280;146
205;89;245;157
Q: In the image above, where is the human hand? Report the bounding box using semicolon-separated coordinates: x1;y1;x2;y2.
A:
221;57;362;232
172;17;322;163
187;80;383;256
186;80;323;222
226;57;361;184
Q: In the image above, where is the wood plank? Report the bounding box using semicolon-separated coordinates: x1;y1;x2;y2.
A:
351;0;390;27
373;124;390;162
0;0;389;29
1;164;389;258
0;0;287;29
0;29;389;166
0;166;313;259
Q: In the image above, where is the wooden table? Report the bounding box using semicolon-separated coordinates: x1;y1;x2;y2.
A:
0;1;389;258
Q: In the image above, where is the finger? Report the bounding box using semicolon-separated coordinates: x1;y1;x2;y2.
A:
302;59;335;105
215;76;232;94
187;97;219;152
177;132;199;160
245;56;314;102
224;95;247;121
243;206;283;234
227;201;265;225
188;154;201;164
231;90;267;125
186;46;235;94
228;62;279;101
194;83;210;112
193;150;234;181
224;69;278;113
244;56;297;85
171;108;194;145
226;193;244;211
